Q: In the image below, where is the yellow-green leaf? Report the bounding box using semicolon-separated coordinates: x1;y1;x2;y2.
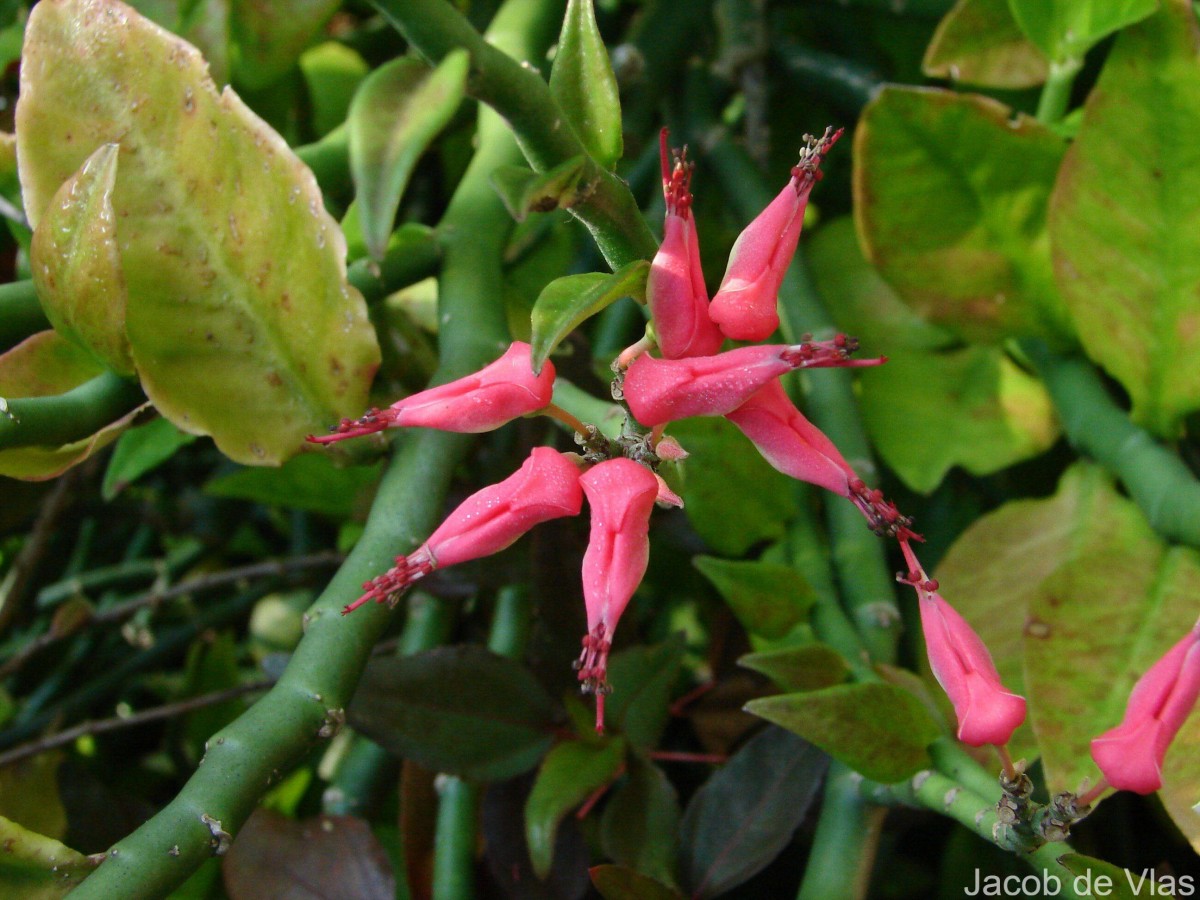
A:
31;143;134;375
924;0;1049;88
0;814;94;898
16;0;380;465
550;0;623;169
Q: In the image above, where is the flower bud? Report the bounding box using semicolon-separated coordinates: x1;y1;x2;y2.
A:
310;341;554;443
576;458;659;729
901;541;1026;747
647;131;724;359
1090;619;1200;794
343;447;583;613
623;336;882;427
708;128;842;341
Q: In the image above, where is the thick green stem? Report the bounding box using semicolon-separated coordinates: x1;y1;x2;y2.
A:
0;371;144;451
701;124;901;664
370;0;659;270
0;280;50;350
432;777;479;900
771;39;881;116
796;762;885;900
1036;59;1081;125
1023;339;1200;548
861;767;1090;899
294;124;351;200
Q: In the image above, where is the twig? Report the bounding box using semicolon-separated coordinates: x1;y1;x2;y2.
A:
0;680;272;769
0;552;343;679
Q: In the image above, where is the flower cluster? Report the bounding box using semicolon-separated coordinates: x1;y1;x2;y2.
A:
312;128;1022;748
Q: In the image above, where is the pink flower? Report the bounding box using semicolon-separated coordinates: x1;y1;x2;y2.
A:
576;458;659;730
900;540;1026;748
725;380;857;499
309;341;554;443
623;336;882;427
1090;619;1200;795
343;447;583;613
646;130;724;360
708;128;842;341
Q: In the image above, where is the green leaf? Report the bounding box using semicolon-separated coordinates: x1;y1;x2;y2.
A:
205;452;381;518
934;463;1200;848
491;155;588;222
102;416;198;500
300;41;369;138
0;332;144;481
550;0;623;169
679;726;827;899
693;556;814;640
17;0;380;465
348;52;469;262
858;346;1059;494
738;644;851;692
0;814;93;898
599;756;681;885
604;634;685;749
525;737;625;879
854;86;1069;343
923;0;1049;88
1007;0;1158;65
808;217;956;354
1049;0;1200;437
0;753;67;841
529;261;649;374
590;865;684;900
347;646;558;782
30;143;133;374
665;417;798;557
747;683;941;783
230;0;340;90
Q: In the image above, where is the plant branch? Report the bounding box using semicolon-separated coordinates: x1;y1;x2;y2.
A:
1022;339;1200;548
0;371;145;451
0;280;51;351
0;680;272;770
370;0;659;270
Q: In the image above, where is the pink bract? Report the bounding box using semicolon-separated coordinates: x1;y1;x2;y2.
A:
1090;619;1200;794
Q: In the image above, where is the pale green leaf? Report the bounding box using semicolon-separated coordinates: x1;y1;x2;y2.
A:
30;143;133;374
1049;0;1200;436
1007;0;1158;64
924;0;1049;88
858;346;1059;493
529;261;649;373
17;0;380;465
0;814;93;898
738;644;851;692
854;86;1070;343
348;52;469;261
102;415;198;499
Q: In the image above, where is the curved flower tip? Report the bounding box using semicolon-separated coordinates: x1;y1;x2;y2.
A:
900;540;1025;747
648;129;724;360
1090;619;1200;794
342;447;583;614
310;341;555;443
708;127;843;342
624;337;877;427
577;458;659;731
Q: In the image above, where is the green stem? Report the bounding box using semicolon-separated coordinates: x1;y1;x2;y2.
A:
432;777;478;900
861;768;1090;899
0;372;145;451
348;226;443;304
1036;60;1081;126
796;762;885;900
771;39;881;116
0;280;50;350
701;118;900;664
1022;339;1200;548
370;0;659;270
